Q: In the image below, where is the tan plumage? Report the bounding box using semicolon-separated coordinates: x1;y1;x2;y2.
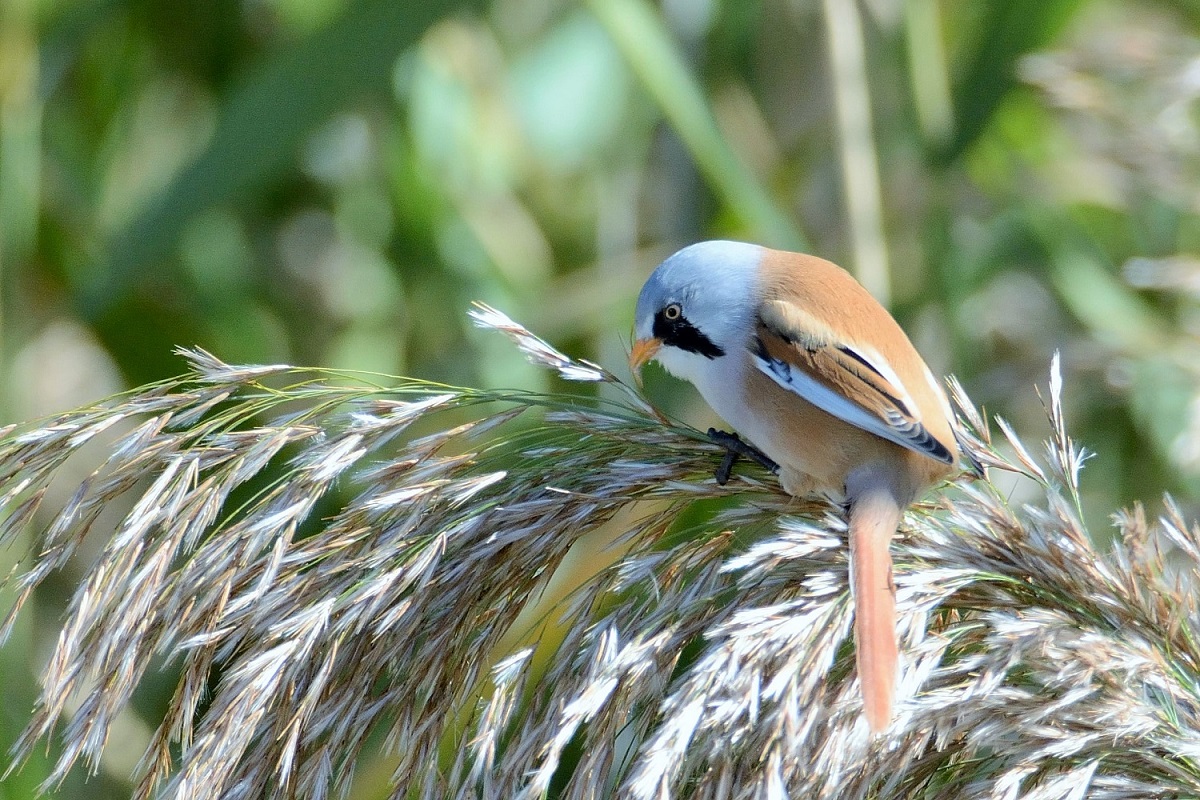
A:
632;241;959;733
752;251;956;733
755;250;956;487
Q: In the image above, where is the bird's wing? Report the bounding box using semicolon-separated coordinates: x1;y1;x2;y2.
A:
752;298;954;464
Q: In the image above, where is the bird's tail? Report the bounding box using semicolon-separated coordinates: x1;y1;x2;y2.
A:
846;472;906;733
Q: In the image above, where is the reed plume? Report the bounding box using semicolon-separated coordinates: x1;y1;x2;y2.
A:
0;305;1197;799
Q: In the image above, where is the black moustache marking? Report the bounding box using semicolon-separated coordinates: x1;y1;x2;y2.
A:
653;308;725;359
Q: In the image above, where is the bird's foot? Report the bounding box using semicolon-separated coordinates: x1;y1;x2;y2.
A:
707;428;779;485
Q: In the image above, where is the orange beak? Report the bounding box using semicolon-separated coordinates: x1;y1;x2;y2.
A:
629;337;662;386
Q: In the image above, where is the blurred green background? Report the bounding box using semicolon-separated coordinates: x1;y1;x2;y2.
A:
4;0;1200;795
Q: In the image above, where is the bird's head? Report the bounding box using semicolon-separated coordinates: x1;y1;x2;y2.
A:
630;240;763;386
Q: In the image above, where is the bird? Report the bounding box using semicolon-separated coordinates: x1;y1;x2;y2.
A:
629;239;961;734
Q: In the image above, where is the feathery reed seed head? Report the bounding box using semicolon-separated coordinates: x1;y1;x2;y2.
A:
0;322;1197;798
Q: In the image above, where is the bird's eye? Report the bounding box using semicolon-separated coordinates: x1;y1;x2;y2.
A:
663;303;682;320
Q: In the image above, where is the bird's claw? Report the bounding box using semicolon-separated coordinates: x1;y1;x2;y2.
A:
707;428;779;485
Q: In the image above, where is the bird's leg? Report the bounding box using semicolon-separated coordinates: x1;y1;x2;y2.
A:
707;428;779;484
715;449;739;486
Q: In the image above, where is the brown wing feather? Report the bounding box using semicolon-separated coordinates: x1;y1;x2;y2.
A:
755;299;954;464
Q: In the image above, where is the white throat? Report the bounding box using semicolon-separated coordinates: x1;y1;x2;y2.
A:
659;347;759;438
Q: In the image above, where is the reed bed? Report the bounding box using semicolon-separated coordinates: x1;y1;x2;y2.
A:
0;306;1197;799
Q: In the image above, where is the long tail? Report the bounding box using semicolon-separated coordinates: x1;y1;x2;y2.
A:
846;473;906;733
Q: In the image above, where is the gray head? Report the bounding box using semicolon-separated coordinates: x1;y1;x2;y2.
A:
630;240;764;383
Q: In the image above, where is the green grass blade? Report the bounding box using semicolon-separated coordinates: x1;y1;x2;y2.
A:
940;0;1084;163
588;0;805;249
